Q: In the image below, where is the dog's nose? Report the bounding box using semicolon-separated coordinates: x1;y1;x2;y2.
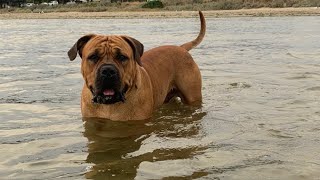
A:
100;65;118;78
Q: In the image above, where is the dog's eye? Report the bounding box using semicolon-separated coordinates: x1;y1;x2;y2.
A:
117;54;128;62
88;54;100;63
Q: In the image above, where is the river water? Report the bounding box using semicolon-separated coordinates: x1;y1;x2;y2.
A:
0;16;320;179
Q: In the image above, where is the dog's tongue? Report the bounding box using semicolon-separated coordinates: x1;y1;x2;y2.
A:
103;89;115;96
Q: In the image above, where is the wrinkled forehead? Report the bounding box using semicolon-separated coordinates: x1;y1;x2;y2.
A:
85;35;130;55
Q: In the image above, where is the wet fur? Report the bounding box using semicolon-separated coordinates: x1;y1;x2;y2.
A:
68;11;206;120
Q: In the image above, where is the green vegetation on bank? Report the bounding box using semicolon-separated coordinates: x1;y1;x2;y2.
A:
1;0;319;13
142;1;164;9
163;0;320;10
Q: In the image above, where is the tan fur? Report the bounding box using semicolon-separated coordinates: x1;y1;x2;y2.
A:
69;11;206;120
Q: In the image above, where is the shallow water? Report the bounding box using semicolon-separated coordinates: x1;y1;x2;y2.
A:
1;16;320;179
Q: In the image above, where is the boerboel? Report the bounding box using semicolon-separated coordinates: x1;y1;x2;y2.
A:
68;11;206;120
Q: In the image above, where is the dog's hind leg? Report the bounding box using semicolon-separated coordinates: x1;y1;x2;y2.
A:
175;64;202;106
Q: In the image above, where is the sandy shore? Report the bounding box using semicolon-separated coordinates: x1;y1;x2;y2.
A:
0;7;319;19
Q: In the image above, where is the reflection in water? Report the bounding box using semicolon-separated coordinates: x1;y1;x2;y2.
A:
83;102;206;179
83;119;151;179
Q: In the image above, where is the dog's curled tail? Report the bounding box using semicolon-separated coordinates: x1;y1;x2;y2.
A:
180;11;206;51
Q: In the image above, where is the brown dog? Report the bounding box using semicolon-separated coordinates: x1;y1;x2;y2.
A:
68;11;206;120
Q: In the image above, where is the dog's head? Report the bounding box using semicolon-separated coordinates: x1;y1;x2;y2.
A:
68;34;144;104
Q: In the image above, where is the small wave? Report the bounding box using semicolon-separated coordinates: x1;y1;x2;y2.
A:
229;82;251;89
286;52;300;59
306;86;320;91
0;98;65;104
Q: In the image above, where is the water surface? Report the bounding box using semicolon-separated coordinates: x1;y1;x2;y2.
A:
0;16;320;179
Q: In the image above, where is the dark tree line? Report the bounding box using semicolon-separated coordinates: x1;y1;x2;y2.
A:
0;0;76;8
0;0;145;8
0;0;26;8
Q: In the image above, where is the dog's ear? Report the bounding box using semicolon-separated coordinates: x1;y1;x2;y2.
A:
68;34;95;61
121;36;144;66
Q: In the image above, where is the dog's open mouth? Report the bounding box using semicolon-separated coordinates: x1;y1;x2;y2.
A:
103;89;115;99
91;86;127;105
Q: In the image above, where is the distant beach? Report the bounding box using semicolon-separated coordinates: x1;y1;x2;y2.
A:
0;7;319;19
